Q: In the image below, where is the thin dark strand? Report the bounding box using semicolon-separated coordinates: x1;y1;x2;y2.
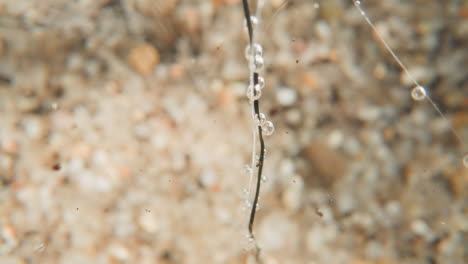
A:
248;73;262;234
241;1;266;261
242;0;253;45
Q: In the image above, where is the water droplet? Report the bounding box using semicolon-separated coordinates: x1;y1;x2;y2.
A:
261;175;267;182
257;76;265;89
244;16;259;28
243;164;253;175
245;200;252;208
245;43;263;60
249;55;264;72
463;154;468;168
246;84;262;101
261;121;275;136
355;0;361;5
411;85;427;101
256;113;266;126
242;188;249;195
250;16;259;26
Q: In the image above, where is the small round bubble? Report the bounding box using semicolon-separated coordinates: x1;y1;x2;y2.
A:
261;121;275;136
249;55;264;72
411;85;427;101
257;76;265;89
243;164;253;175
244;16;259;28
245;43;263;61
246;84;262;101
261;175;267;182
256;113;266;126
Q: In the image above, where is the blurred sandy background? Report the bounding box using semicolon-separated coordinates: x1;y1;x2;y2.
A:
0;0;467;263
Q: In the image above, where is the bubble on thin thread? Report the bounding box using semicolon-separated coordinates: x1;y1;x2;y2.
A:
245;43;263;61
246;84;262;101
411;85;427;101
256;113;266;126
261;121;275;136
243;164;253;175
249;55;265;72
244;16;259;28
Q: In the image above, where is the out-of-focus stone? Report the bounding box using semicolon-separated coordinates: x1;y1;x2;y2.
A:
281;175;303;211
276;87;298;106
1;139;19;155
128;43;160;75
0;256;25;264
305;141;348;188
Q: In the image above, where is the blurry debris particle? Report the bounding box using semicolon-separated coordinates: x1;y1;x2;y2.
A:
304;141;347;188
128;43;160;75
314;206;324;217
52;163;61;171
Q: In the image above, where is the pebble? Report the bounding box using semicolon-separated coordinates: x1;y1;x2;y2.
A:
281;175;303;211
276;87;298;106
0;256;25;264
258;212;296;251
128;43;160;75
199;169;217;189
306;224;338;252
138;211;160;233
1;139;19;154
285;108;302;126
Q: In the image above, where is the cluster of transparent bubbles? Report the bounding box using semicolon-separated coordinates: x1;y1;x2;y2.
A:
244;42;275;136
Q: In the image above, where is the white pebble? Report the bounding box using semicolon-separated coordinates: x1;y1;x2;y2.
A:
138;211;159;233
276;87;298;106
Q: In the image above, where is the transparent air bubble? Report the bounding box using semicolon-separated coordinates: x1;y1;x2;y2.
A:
246;84;262;101
411;85;427;101
261;121;275;136
249;55;265;72
249;55;264;72
244;16;259;29
257;76;265;89
250;16;258;26
261;175;267;182
255;113;266;126
245;43;263;61
243;164;253;175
